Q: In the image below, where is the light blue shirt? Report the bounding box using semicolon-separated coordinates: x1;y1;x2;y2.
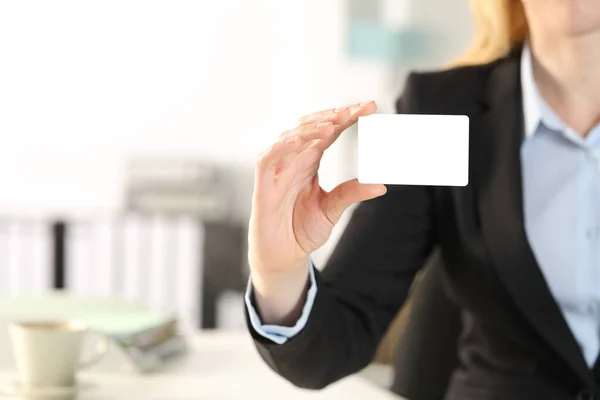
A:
246;44;600;365
245;262;318;344
520;44;600;366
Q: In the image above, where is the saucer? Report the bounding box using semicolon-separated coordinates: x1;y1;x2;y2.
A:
0;379;92;400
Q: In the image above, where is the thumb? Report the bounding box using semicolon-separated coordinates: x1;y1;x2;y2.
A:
321;178;387;225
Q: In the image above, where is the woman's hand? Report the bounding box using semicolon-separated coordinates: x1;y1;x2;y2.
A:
248;102;387;324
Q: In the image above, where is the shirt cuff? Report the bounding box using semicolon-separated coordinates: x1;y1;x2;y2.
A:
244;261;318;344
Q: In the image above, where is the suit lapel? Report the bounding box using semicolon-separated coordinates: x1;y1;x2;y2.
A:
472;49;592;384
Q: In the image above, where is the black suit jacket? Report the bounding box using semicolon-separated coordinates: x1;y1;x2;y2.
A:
247;46;600;400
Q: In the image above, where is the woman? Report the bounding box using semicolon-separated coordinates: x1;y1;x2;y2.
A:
245;0;600;399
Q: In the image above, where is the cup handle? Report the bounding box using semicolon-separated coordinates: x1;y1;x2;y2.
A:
79;331;109;369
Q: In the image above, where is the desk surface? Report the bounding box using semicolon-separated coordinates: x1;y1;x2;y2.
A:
0;331;403;400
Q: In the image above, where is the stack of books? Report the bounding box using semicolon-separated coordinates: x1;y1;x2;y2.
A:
0;292;186;372
113;318;186;372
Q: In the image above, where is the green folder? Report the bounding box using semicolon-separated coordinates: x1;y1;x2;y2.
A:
0;291;175;339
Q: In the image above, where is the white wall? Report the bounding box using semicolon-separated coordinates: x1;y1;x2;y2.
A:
0;0;472;242
0;0;286;217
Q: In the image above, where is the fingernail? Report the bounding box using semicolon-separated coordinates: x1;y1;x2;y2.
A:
285;136;299;144
334;107;345;113
360;101;373;106
317;121;331;128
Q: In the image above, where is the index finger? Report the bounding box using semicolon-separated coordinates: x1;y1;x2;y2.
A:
316;101;378;150
346;101;377;121
297;101;377;126
297;107;351;126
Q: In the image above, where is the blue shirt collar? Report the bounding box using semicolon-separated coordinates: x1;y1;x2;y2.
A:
521;43;567;138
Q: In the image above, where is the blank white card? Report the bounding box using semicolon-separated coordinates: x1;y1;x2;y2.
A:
357;114;469;186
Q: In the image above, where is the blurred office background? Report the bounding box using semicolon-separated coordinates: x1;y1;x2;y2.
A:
0;0;471;335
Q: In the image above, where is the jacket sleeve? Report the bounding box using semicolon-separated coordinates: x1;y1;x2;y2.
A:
245;72;438;389
245;260;318;344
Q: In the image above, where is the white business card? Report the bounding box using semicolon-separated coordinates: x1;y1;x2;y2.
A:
357;114;469;186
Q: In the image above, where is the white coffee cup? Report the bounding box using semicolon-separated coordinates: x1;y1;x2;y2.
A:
8;320;108;391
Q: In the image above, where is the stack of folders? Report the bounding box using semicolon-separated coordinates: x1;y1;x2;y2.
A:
0;219;53;293
65;216;203;336
0;293;187;372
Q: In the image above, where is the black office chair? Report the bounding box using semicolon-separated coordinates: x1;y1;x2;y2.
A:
391;251;462;400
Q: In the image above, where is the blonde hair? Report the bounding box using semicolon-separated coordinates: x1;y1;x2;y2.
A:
450;0;528;67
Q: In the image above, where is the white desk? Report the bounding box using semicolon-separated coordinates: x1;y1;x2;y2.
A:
0;331;403;399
